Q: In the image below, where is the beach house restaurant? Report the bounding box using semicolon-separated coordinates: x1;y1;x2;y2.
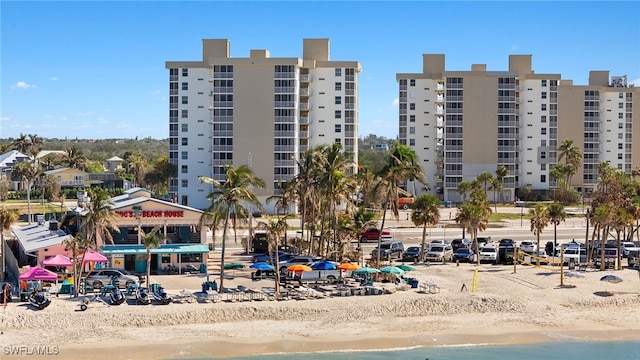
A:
100;188;210;274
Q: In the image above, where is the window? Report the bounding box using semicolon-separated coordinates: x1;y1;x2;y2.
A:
618;122;623;129
181;151;188;160
541;175;546;183
335;110;341;119
180;253;202;262
540;164;546;171
181;195;188;206
410;115;416;122
541;92;547;99
182;124;188;132
619;92;624;99
335;96;341;105
619;113;624;119
181;110;188;118
541;115;547;123
409;139;415;146
181;138;188;146
181;179;188;187
181;165;188;174
181;96;188;105
182;68;188;77
335;138;341;144
541;151;546;159
335;124;341;133
409;127;415;134
335;68;341;76
618;143;623;149
541;128;547;135
181;82;188;91
619;102;624;109
410;79;416;87
410;103;416;110
335;82;342;91
541;80;547;87
618;153;623;160
541;104;547;111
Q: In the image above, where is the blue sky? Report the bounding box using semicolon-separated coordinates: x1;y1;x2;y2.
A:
1;1;639;140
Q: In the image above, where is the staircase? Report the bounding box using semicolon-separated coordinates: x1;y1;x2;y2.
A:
206;250;221;275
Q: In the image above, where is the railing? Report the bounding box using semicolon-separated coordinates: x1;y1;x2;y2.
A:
275;130;295;137
344;117;354;124
275;101;295;108
345;75;355;82
274;144;295;151
498;121;517;127
274;87;295;94
213;101;233;107
299;102;310;110
274;160;295;167
213;87;233;93
299;116;309;124
345;103;355;110
447;96;463;102
170;89;178;95
59;180;86;186
213;72;233;78
274;72;295;79
170;75;178;81
399;85;407;90
344;145;355;152
274;116;295;123
211;145;233;151
300;74;311;82
170;103;178;109
345;131;355;137
212;130;233;137
345;89;355;96
298;131;309;138
299;88;310;96
212;116;233;122
498;96;516;102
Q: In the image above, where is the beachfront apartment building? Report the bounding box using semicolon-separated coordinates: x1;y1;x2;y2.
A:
165;39;360;211
397;54;639;203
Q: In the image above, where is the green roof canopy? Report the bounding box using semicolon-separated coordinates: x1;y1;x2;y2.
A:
101;244;210;255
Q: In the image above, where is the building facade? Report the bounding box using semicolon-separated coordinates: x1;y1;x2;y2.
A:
166;39;361;211
397;55;639;203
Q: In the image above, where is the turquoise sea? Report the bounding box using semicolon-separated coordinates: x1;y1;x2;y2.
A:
191;340;640;360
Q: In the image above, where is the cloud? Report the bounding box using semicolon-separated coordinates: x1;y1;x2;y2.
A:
378;98;399;112
11;81;37;89
0;116;8;122
76;111;96;116
510;45;518;51
50;76;59;81
632;78;640;87
391;98;399;106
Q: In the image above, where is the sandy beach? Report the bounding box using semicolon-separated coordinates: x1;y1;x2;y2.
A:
2;261;640;359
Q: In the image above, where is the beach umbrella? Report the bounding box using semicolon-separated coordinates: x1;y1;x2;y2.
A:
78;250;108;263
287;264;312;273
19;266;58;281
223;262;246;270
311;261;338;270
395;264;415;272
380;266;405;275
600;274;623;284
353;267;380;275
337;263;360;271
250;262;275;270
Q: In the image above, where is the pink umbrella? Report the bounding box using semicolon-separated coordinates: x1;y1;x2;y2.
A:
42;254;73;267
19;266;58;281
78;250;108;263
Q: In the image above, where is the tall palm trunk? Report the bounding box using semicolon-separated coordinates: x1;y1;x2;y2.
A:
420;222;427;263
377;190;391;266
146;249;152;291
219;212;230;292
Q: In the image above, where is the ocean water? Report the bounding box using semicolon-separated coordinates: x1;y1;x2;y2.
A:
191;340;640;360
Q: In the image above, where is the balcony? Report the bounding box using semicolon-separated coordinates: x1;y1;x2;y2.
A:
213;72;233;78
211;145;233;152
170;75;178;81
213;87;233;93
300;74;311;82
345;131;355;138
298;131;308;138
299;102;310;111
345;89;355;96
299;144;308;152
274;159;295;167
213;101;233;107
275;116;295;123
170;89;178;95
274;87;295;94
299;88;310;96
275;101;295;108
274;144;295;152
212;130;233;137
399;97;407;102
344;145;355;152
399;84;407;90
275;72;295;79
299;116;309;124
345;103;355;110
345;75;355;82
345;117;354;124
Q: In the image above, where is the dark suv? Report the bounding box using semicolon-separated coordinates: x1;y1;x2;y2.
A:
371;241;404;260
402;246;426;262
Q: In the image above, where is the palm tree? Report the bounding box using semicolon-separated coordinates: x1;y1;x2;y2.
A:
257;215;289;298
529;204;550;266
547;203;566;252
0;206;19;281
477;171;493;195
375;142;425;265
199;165;265;292
127;152;148;187
455;201;490;266
62;145;88;171
557;139;582;186
141;226;165;291
410;194;440;262
28;134;44;157
352;206;377;262
82;188;120;248
457;180;472;203
12;160;40;224
61;233;92;297
11;133;30;154
495;165;509;203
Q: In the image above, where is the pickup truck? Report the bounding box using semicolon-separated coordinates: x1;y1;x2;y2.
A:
293;270;340;284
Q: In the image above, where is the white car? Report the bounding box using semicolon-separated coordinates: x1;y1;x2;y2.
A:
621;242;639;257
425;245;454;262
519;241;537;254
479;247;497;263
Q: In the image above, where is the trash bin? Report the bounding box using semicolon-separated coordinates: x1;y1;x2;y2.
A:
568;259;576;270
199;264;207;274
411;280;419;289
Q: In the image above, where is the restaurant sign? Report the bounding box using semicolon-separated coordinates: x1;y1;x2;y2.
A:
115;209;184;218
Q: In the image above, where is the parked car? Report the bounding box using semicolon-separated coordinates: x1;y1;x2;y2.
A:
478;246;497;263
627;249;640;269
519;241;537;254
371;241;405;260
499;239;516;247
451;238;470;251
252;251;292;263
360;228;392;242
425;245;453;262
83;269;142;289
402;246;427;262
593;248;618;268
430;239;450;247
279;256;321;273
452;248;475;263
621;242;639;257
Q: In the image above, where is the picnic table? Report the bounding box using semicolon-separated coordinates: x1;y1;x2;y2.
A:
420;282;440;294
